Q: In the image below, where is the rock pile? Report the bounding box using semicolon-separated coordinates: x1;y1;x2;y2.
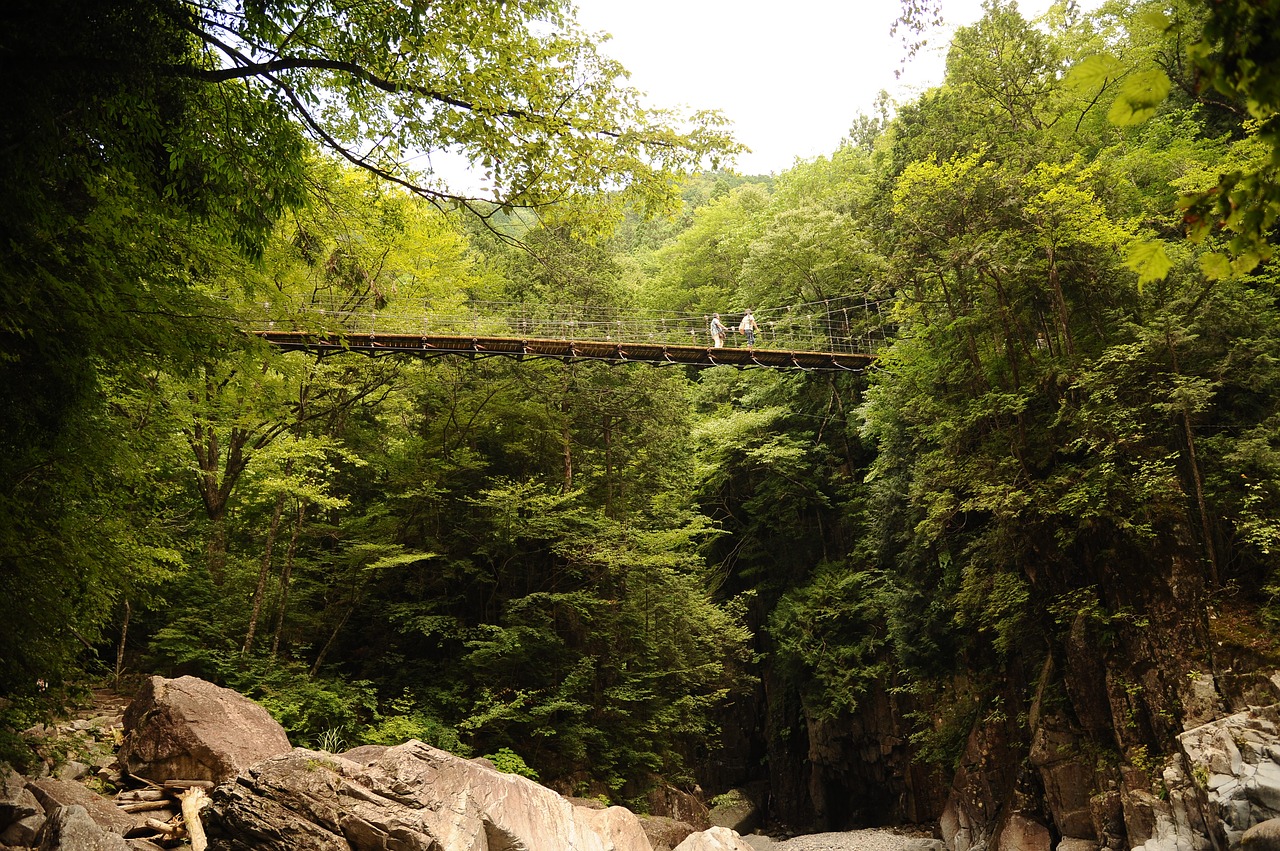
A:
0;675;752;851
1179;704;1280;847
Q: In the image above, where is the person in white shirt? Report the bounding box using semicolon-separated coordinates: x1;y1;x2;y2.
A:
709;313;728;348
738;309;758;348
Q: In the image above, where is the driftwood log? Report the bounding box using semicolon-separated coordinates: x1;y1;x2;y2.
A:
143;817;182;835
119;800;173;813
179;786;210;851
116;778;213;846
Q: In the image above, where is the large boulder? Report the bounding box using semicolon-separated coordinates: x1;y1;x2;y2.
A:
208;739;653;851
0;763;43;844
118;676;291;784
27;778;133;836
672;825;754;851
707;788;760;835
1242;818;1280;851
35;804;129;851
640;814;697;851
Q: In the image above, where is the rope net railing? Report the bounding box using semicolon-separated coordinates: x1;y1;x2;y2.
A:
244;295;893;355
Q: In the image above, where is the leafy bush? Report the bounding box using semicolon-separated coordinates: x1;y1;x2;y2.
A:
483;746;539;780
222;659;380;749
361;710;467;754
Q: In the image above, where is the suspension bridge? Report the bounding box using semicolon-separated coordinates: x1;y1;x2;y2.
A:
247;296;891;371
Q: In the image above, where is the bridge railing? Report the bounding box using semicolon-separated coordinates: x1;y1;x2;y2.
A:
243;296;891;355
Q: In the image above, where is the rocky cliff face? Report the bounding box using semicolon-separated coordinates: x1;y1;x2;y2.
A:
725;532;1280;851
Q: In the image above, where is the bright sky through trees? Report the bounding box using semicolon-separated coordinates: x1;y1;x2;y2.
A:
571;0;1080;175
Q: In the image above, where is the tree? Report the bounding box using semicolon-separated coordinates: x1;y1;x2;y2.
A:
644;185;770;314
98;0;735;219
0;0;739;698
894;0;1280;275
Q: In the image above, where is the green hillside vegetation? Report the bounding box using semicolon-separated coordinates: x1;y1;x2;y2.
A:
4;0;1280;824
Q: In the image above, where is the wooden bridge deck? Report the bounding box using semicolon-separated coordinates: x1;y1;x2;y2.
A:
255;330;875;371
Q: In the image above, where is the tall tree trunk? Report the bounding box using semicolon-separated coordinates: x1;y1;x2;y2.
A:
271;501;307;658
1047;245;1076;356
115;600;130;690
311;588;360;677
603;413;613;518
1181;410;1219;586
243;489;287;656
186;367;289;586
1167;330;1219;586
205;515;228;586
563;418;573;493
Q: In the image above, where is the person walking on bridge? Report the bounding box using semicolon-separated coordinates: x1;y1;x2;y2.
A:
738;309;758;348
709;313;728;348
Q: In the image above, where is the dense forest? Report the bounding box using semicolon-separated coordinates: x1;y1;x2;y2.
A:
4;0;1280;841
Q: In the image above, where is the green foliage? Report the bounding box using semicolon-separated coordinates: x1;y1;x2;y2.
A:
13;0;1280;810
360;692;467;755
484;747;540;780
770;565;891;718
904;685;982;771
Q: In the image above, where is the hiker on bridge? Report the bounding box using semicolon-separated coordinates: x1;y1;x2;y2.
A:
709;313;728;348
739;309;758;348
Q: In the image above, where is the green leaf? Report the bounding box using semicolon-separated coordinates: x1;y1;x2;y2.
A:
1125;239;1173;287
1065;53;1125;92
1233;252;1262;275
1198;252;1233;280
1137;9;1172;32
1107;69;1172;126
367;552;439;570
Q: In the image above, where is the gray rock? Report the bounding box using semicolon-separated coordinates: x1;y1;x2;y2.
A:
119;675;291;784
1;811;45;846
27;778;133;836
35;805;129;851
906;839;946;851
1242;819;1280;851
674;826;754;851
337;744;387;765
0;763;31;810
0;764;40;842
1183;674;1223;731
708;789;760;835
209;740;652;851
1252;761;1280;811
56;760;91;781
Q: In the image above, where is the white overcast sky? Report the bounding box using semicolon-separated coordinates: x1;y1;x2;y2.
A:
570;0;1073;175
